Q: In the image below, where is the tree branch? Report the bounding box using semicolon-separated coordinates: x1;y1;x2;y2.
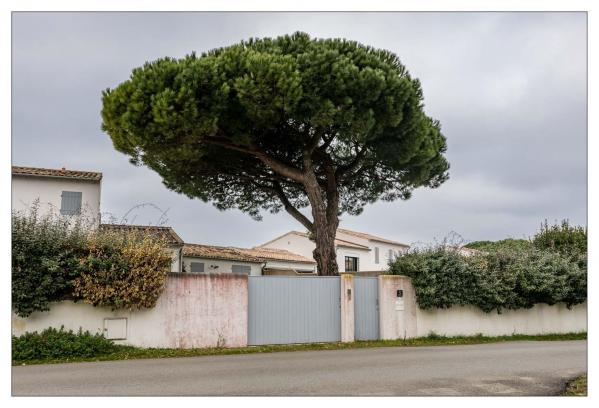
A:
203;135;306;183
272;181;313;230
335;146;368;180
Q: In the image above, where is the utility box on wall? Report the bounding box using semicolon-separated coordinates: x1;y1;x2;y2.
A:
103;318;127;340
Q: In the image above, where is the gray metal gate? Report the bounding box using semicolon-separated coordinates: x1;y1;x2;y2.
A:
354;277;380;340
248;276;341;345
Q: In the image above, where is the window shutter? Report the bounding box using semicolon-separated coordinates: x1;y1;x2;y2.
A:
232;265;251;274
375;247;379;264
388;249;394;262
190;262;204;273
60;191;82;215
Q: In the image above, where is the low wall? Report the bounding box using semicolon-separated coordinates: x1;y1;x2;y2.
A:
12;274;586;348
415;302;587;337
11;273;248;348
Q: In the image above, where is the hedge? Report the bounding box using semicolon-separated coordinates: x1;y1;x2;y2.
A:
12;206;173;317
389;244;586;313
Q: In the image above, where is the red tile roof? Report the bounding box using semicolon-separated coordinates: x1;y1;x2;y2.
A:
12;166;102;181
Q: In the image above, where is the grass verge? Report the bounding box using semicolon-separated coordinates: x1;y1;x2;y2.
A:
562;375;587;396
13;331;586;366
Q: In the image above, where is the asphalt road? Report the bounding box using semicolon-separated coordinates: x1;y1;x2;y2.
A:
12;340;586;396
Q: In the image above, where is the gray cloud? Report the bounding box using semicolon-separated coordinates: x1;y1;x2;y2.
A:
11;12;587;247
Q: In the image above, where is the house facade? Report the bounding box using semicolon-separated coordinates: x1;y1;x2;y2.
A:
259;228;410;273
12;166;102;224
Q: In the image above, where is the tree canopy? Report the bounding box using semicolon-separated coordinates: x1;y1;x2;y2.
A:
101;32;449;274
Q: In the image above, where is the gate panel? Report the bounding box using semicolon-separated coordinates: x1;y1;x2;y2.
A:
248;276;341;345
354;277;380;340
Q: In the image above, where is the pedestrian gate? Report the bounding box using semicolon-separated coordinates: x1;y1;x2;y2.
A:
248;276;341;345
354;277;380;340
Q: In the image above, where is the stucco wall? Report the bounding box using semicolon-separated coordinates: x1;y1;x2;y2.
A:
12;175;102;224
12;273;248;348
378;275;418;340
262;232;316;259
416;302;587;337
384;275;587;339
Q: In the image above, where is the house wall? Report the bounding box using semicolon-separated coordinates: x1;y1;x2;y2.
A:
182;256;262;275
262;260;316;274
12;175;102;223
336;247;371;272
262;232;316;259
169;246;182;273
12;273;248;348
263;232;407;273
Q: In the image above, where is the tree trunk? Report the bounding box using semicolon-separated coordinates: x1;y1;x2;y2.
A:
312;227;338;276
302;155;340;276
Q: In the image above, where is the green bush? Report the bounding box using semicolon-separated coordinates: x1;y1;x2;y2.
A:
464;238;532;251
12;327;119;361
12;205;89;317
390;244;586;313
533;220;587;260
12;205;173;317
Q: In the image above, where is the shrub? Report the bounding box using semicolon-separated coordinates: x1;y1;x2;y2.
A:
390;244;586;313
12;327;119;361
464;238;532;251
73;230;172;310
12;205;174;317
12;205;89;317
533;220;587;259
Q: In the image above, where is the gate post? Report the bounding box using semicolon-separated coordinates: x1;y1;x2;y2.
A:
340;273;355;342
378;275;417;340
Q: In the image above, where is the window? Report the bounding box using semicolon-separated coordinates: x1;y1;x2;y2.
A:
190;262;204;273
60;191;82;215
374;247;380;264
345;256;359;272
388;249;394;262
232;264;251;274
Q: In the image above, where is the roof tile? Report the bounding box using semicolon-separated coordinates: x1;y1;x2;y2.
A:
12;166;102;181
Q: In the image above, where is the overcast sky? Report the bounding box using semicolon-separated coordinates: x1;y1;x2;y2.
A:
11;12;587;248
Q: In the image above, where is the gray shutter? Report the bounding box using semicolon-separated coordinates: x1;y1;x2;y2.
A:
60;191;82;215
190;262;205;273
232;265;251;274
374;247;379;264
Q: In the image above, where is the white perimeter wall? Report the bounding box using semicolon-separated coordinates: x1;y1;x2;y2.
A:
12;273;249;348
415;303;587;337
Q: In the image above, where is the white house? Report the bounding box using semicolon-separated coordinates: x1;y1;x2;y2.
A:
182;243;316;276
259;228;410;273
12;165;102;224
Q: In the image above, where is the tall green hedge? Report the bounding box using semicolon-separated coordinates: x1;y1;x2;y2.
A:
12;206;88;317
12;206;172;317
390;243;586;313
